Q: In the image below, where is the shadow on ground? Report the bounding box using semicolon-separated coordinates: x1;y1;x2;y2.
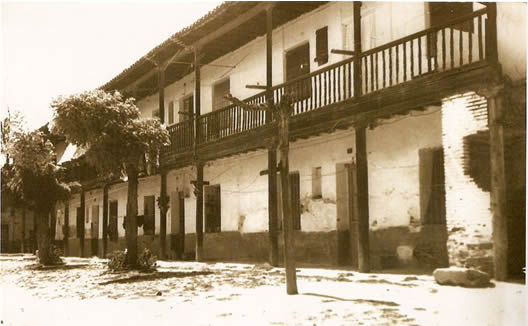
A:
99;271;213;285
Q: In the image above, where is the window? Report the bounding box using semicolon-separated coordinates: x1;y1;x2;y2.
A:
168;101;175;125
143;196;155;235
312;167;322;199
285;43;311;100
429;3;473;32
204;185;221;233
180;95;193;121
315;26;329;65
212;79;230;111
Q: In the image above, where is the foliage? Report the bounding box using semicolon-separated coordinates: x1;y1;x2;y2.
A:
1;109;25;161
107;249;157;272
5;130;72;211
51;90;170;178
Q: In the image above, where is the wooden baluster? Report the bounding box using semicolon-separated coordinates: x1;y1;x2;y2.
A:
459;24;463;66
442;28;446;71
450;27;454;68
348;61;352;98
382;49;386;88
478;15;483;60
389;47;392;86
317;73;321;108
427;33;432;73
469;17;473;63
403;41;407;81
370;55;374;92
375;52;379;90
363;57;368;93
418;36;422;75
395;44;399;84
411;39;415;77
337;66;341;101
322;71;326;106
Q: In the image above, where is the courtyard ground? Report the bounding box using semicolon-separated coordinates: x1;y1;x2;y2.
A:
0;254;525;326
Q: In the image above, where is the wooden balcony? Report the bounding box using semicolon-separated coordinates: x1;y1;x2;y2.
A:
163;8;500;168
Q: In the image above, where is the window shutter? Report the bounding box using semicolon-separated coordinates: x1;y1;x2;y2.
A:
315;26;329;65
168;101;174;125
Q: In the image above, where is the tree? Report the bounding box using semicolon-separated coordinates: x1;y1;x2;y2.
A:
225;93;298;295
4;129;72;264
51;90;169;267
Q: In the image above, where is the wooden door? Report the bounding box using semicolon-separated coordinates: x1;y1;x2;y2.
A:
277;172;301;231
204;185;221;233
109;201;118;241
143;196;155;235
91;205;99;256
170;191;185;258
336;163;358;267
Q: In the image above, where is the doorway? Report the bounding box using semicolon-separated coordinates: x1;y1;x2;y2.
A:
336;163;358;267
170;191;185;259
204;185;221;233
91;205;99;256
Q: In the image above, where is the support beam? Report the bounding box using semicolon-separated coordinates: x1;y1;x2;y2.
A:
487;89;508;280
194;49;202;144
353;2;362;97
158;68;166;124
80;189;85;257
102;184;109;257
64;201;69;256
159;170;168;260
266;5;273;122
268;148;279;266
354;126;370;273
195;162;204;261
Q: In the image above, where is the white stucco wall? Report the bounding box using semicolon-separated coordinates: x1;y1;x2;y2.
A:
497;2;527;82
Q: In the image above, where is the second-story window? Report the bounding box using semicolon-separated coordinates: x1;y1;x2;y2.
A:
212;79;230;111
168;101;175;125
315;26;329;66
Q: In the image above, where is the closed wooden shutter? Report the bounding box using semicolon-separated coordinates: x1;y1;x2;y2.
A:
76;207;83;238
315;26;329;65
143;196;155;235
277;172;301;230
168;101;174;125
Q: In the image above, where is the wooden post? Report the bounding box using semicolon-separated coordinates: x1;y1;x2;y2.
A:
50;202;57;244
354;126;370;273
158;67;166;124
486;3;499;63
195;162;204;261
194;49;201;144
80;189;85;257
353;2;362;97
64;201;69;256
268;148;279;266
159;170;168;260
487;88;508;280
102;184;109;257
266;5;273;123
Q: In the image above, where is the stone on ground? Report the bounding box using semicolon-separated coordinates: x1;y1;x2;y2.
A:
433;267;491;287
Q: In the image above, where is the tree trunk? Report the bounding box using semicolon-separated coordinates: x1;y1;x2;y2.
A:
279;144;298;295
125;166;139;267
36;210;51;265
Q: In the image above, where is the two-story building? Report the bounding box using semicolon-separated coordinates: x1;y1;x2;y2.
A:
53;2;526;281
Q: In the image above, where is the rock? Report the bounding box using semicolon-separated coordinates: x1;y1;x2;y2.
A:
433;267;491;287
156;291;162;296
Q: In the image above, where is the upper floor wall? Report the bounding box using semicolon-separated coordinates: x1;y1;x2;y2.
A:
136;2;525;123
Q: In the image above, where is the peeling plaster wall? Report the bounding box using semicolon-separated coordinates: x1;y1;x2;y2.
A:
367;106;442;229
441;92;493;274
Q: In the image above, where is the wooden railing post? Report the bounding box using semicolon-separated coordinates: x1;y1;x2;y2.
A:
353;2;362;97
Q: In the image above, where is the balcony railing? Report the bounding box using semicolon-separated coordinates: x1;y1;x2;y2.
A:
166;8;492;155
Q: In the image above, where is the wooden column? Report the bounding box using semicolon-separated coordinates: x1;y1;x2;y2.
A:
102;184;109;257
80;189;85;257
159;170;168;260
195;162;204;261
158;67;166;124
354;126;370;273
64;201;69;256
266;5;273;123
50;202;57;243
194;49;201;144
486;3;499;63
487;88;508;280
353;1;362;97
268;148;279;266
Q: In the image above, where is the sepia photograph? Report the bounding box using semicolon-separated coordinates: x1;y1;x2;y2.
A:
1;1;526;325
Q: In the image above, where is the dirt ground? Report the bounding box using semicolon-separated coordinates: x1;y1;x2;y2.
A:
0;254;525;326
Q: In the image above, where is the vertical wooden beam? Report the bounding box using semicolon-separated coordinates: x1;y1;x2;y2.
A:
268;148;279;266
266;5;273;123
50;202;57;243
64;201;69;256
354;126;370;272
353;1;362;97
487;88;508;280
486;3;499;63
194;49;201;144
102;184;109;257
159;170;168;260
195;162;204;261
21;208;26;253
80;189;85;257
158;67;166;124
